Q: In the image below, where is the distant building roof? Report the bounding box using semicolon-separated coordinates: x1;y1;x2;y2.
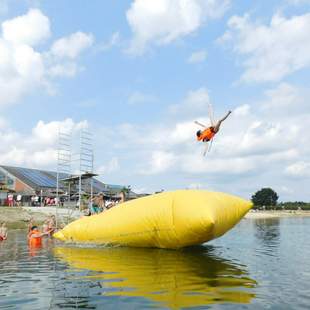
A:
0;165;61;189
0;165;134;196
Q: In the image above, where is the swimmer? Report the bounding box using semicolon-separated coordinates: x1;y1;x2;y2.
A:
0;222;8;241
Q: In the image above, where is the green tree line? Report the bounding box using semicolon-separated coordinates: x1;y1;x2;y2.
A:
251;188;310;210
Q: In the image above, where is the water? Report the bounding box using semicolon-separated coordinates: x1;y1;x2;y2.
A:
0;217;310;309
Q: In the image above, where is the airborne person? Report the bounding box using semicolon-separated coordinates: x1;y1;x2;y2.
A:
196;110;231;155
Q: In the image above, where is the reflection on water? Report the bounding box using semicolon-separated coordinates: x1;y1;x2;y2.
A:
2;218;310;308
254;218;280;257
54;246;257;309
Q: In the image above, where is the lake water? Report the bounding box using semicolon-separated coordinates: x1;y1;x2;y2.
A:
0;217;310;309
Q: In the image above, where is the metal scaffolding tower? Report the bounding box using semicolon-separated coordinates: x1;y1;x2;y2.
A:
78;128;94;211
56;130;72;206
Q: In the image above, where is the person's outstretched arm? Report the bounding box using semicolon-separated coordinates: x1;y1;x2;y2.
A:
194;121;207;128
213;111;232;133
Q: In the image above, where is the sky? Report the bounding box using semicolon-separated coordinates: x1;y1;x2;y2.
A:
0;0;309;201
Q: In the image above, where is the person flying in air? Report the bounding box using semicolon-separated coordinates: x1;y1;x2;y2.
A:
195;110;231;154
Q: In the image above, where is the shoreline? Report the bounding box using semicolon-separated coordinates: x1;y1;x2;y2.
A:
245;210;310;219
1;207;310;229
0;206;82;229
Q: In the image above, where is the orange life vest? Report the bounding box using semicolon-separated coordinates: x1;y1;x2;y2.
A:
197;127;215;142
28;229;42;247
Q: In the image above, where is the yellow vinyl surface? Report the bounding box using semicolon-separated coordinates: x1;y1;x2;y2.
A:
54;190;252;248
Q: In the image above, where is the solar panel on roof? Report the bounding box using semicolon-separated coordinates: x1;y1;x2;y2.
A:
108;184;125;189
0;165;129;193
47;171;70;179
14;168;56;188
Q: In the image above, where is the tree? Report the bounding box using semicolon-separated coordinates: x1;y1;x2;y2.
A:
251;188;279;208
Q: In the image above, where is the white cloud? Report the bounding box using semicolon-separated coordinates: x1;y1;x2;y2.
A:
48;62;80;77
0;82;297;199
234;104;250;117
0;118;88;169
31;118;87;146
31;148;57;166
50;32;94;59
285;161;310;177
238;122;290;154
97;157;120;175
259;83;309;118
0;147;27;166
93;82;310;200
278;185;293;195
47;31;94;79
96;32;120;52
0;9;94;106
220;13;310;82
181;154;255;174
0;38;45;105
127;0;230;54
142;150;176;174
264;83;298;108
169;121;197;144
2;8;50;46
169;87;210;116
0;117;8;129
187;50;207;64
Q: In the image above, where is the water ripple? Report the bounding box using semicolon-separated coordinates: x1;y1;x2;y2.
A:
1;219;310;309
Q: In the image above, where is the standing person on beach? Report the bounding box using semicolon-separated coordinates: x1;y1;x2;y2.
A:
0;222;8;241
16;194;22;207
7;193;14;207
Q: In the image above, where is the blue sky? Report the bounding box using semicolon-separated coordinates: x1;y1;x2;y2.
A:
0;0;310;201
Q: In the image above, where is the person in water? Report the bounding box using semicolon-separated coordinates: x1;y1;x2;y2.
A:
0;222;8;241
196;110;232;142
28;225;51;247
28;217;34;233
47;215;56;236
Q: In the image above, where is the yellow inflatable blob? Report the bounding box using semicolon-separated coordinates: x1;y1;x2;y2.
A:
54;246;257;308
54;190;252;248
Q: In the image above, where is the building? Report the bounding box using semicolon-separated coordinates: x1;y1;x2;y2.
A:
0;165;136;206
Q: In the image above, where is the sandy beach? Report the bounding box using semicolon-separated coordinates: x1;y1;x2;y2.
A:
245;210;310;219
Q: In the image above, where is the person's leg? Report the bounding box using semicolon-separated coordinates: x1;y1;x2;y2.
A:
213;111;231;133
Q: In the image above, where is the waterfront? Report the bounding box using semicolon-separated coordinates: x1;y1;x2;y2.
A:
1;217;310;309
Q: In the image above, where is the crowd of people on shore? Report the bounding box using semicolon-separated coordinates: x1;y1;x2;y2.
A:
4;194;63;207
4;192;122;209
6;193;23;207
